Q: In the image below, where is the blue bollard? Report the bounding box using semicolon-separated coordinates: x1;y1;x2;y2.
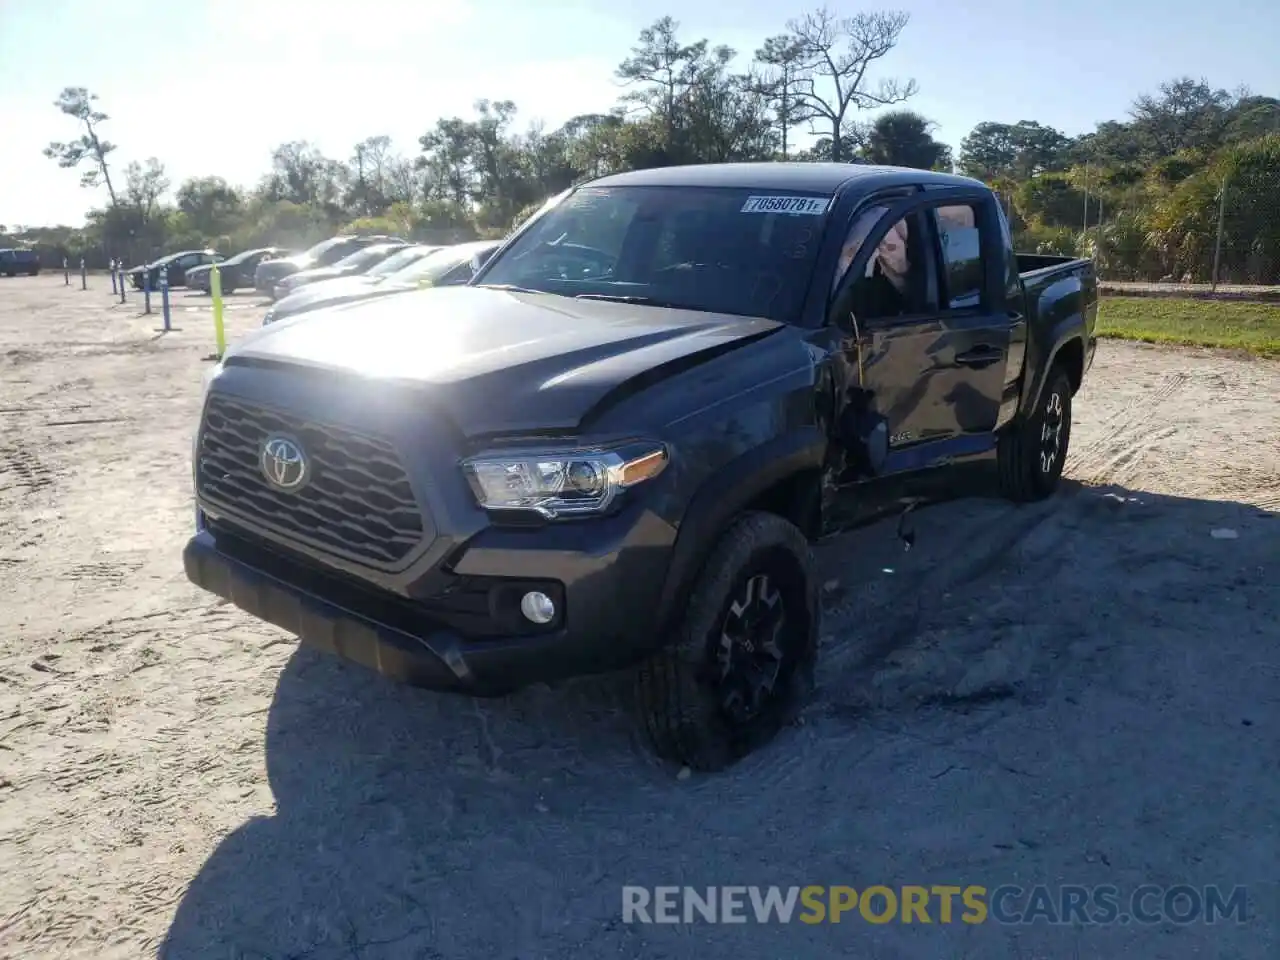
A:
80;258;87;290
143;271;152;314
160;266;171;331
110;260;118;295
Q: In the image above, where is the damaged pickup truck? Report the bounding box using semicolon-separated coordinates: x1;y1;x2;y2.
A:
184;163;1097;771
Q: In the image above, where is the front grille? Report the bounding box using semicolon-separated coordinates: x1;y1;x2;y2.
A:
197;394;425;566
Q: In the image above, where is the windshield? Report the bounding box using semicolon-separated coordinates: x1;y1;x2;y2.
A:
476;185;833;321
365;246;434;278
223;247;267;266
331;245;399;271
302;237;350;260
392;244;491;285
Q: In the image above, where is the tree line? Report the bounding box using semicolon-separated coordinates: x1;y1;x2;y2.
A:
6;9;1279;285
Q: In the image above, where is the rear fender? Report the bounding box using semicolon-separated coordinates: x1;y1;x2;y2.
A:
1017;273;1091;418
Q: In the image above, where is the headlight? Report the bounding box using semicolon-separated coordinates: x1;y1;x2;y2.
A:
462;442;668;518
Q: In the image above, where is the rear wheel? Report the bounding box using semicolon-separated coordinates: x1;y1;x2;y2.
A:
998;364;1073;502
636;511;818;772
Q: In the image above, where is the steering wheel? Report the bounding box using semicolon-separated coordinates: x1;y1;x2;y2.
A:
515;241;615;280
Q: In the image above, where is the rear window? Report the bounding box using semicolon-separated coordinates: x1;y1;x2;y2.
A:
477;185;834;323
4;250;37;262
932;204;984;309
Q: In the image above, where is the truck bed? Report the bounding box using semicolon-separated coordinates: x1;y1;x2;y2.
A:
1016;253;1087;277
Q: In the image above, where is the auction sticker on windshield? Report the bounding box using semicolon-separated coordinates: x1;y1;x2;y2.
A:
740;195;830;215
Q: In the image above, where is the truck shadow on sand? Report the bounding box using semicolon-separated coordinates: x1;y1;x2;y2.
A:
160;482;1277;959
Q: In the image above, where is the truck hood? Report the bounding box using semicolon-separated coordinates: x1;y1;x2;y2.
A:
225;286;781;435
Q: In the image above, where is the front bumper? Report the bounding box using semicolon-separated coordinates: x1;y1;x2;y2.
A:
183;503;677;694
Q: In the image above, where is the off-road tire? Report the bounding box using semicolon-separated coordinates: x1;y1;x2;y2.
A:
636;511;819;772
998;363;1073;502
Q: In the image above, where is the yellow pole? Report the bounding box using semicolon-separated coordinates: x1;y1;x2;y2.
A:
210;262;227;358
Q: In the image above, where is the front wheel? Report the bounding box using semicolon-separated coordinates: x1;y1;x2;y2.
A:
998;364;1073;502
636;511;818;772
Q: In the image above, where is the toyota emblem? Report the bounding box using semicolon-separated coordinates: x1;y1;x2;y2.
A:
260;435;310;491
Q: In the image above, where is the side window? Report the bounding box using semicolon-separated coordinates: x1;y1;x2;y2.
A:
932;204;984;309
832;205;889;293
834;205;928;323
175;254;198;269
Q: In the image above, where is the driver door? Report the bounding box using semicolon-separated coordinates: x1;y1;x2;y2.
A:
829;188;1012;487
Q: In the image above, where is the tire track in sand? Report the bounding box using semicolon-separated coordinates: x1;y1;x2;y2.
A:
1068;371;1189;486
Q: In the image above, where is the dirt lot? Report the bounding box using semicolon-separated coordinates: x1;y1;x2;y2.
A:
1;274;1276;959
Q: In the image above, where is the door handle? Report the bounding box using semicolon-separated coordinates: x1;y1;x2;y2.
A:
955;345;1004;368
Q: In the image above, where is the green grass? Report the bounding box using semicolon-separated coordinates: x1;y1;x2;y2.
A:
1098;296;1280;358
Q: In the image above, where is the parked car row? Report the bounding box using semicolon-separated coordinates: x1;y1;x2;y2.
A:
126;249;223;290
252;235;406;299
186;247;290;294
119;234;408;296
271;241;409;298
261;239;501;325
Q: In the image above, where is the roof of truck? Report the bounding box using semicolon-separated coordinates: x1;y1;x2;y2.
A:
588;162;984;193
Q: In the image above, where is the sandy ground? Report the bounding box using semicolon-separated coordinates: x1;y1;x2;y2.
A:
0;274;1277;959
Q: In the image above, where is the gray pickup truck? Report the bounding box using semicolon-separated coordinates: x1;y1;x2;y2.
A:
185;163;1097;770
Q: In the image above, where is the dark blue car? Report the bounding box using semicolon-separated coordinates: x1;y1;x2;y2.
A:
0;248;39;276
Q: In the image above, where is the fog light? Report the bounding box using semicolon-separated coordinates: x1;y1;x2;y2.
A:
520;591;556;624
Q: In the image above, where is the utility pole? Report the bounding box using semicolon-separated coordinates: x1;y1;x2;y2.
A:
1081;162;1090;234
1211;172;1229;292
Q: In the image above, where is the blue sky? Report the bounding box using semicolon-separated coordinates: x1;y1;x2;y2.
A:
1;0;1277;228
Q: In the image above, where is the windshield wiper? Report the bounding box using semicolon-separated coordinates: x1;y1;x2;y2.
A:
475;283;547;295
573;293;691;310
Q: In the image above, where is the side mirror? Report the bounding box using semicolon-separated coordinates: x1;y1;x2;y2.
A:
469;248;497;274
